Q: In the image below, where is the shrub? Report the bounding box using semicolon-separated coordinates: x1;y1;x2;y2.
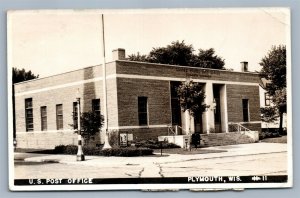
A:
100;147;153;157
259;131;282;140
53;145;153;157
109;130;120;147
54;145;77;154
135;139;181;149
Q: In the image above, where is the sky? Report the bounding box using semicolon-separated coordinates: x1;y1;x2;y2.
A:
8;9;289;77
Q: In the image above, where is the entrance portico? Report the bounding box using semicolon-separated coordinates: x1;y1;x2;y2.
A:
178;81;228;135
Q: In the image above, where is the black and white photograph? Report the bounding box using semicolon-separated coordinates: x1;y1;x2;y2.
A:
7;8;292;191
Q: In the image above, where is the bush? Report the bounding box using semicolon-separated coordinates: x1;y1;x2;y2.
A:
259;131;282;140
54;145;77;154
53;145;153;157
109;130;119;147
100;147;153;157
135;139;181;149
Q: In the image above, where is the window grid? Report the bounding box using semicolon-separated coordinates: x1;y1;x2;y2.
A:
40;106;47;131
25;98;33;132
92;99;101;117
56;104;63;130
265;93;271;106
73;102;78;129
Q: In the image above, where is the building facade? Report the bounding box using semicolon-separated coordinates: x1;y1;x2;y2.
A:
14;49;262;149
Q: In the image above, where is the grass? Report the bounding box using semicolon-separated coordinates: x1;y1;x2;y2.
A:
154;147;227;155
260;135;287;143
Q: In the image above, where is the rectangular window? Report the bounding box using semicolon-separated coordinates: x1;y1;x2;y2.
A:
73;102;78;129
56;104;63;130
40;106;47;131
170;81;182;126
265;93;271;106
242;99;249;122
138;97;148;126
25;98;33;131
92;99;101;117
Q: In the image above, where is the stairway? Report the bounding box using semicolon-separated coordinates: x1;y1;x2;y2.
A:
200;132;256;147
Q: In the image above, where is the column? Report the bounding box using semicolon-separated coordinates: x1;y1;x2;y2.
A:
220;84;229;133
203;82;215;133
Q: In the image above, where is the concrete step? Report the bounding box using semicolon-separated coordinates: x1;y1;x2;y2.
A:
200;132;255;147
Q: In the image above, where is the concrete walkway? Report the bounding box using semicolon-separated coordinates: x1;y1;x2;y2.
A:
15;142;287;166
14;142;288;179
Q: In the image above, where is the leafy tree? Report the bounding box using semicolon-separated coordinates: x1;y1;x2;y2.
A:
128;52;149;62
73;111;104;143
191;48;225;69
128;40;225;69
12;67;39;83
147;40;194;66
260;107;278;132
176;80;209;134
259;45;287;134
12;67;39;140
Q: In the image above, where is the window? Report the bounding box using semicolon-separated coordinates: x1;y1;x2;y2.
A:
40;106;47;131
242;99;249;122
73;102;78;129
170;82;182;125
265;93;271;106
56;104;63;130
25;98;33;131
92;99;101;117
138;97;148;126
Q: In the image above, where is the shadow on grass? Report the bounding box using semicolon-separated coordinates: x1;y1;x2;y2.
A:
15;148;57;154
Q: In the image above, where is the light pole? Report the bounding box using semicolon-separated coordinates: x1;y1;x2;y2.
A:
76;90;85;161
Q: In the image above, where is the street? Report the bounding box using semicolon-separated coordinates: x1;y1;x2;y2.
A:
14;143;288;179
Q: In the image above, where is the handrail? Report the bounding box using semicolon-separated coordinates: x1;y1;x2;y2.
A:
228;122;251;132
167;125;186;135
228;122;254;137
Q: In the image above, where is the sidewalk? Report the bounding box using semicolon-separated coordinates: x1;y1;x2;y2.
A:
14;142;287;167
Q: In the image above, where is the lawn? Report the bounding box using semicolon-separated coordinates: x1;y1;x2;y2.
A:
260;135;287;143
154;147;227;155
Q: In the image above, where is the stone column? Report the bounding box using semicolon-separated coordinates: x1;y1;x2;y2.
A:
203;82;215;133
182;111;195;135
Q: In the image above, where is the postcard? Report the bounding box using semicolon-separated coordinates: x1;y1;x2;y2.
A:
8;8;292;191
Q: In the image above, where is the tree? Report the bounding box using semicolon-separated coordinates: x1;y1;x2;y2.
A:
259;45;286;134
176;80;209;134
12;67;39;141
260;106;278;132
73;111;104;143
128;40;225;69
128;52;149;62
191;48;225;69
12;67;39;83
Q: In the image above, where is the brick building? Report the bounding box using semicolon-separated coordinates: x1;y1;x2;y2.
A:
14;49;262;149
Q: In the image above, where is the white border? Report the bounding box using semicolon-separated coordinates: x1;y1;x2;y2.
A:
8;8;293;191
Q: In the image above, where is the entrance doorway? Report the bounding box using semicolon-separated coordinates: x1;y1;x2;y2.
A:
194;112;203;133
213;84;222;133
